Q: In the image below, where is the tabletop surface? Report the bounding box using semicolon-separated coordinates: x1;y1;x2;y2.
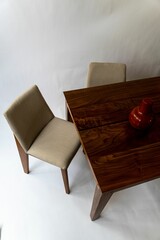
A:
64;77;160;192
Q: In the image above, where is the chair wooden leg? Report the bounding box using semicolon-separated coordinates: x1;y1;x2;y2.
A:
61;169;70;194
14;135;29;174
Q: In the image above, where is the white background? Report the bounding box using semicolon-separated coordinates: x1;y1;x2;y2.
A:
1;0;160;117
1;1;160;239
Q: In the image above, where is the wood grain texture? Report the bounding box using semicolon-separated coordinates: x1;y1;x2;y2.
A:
64;77;160;191
64;76;160;219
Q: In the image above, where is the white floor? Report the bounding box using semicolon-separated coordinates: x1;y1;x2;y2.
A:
1;119;160;240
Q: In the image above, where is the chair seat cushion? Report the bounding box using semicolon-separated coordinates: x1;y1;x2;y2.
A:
27;117;80;169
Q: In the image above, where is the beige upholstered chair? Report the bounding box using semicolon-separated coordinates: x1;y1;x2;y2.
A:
86;62;126;87
4;85;80;194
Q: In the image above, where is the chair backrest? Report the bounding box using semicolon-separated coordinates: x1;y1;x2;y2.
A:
4;85;54;151
86;62;126;87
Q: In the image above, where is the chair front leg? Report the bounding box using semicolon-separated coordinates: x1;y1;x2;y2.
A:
14;135;29;174
61;169;70;194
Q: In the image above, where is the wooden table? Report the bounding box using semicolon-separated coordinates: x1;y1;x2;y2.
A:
64;76;160;220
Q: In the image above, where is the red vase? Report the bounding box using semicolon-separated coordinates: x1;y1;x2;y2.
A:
129;98;154;130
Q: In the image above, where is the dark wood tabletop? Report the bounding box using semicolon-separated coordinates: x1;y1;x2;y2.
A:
64;76;160;220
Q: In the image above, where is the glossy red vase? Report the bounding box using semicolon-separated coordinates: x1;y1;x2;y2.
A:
129;98;154;130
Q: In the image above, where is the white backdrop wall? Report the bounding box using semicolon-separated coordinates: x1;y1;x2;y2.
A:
0;0;160;119
0;1;160;238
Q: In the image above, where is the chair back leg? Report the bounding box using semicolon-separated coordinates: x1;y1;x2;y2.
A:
61;169;70;194
14;135;29;174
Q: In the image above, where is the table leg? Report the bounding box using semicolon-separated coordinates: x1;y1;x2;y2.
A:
65;103;73;122
90;185;113;221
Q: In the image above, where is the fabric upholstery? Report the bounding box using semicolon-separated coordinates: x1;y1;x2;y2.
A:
4;85;80;171
4;85;54;151
28;117;80;169
86;62;126;87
